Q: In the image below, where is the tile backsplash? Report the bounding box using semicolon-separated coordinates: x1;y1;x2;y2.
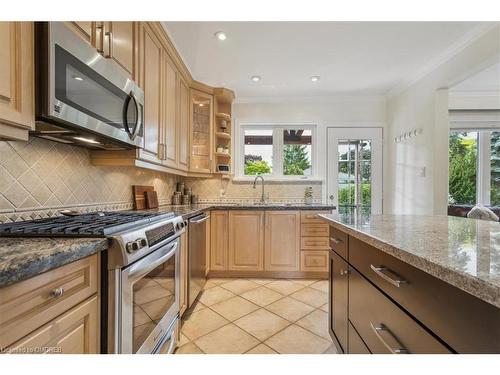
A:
0;137;324;223
0;137;179;223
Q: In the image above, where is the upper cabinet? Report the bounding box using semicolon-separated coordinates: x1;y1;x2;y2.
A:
65;21;138;81
162;55;178;169
190;90;213;173
0;22;34;141
177;77;190;171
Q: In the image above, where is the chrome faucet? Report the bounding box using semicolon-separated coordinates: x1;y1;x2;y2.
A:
253;175;266;203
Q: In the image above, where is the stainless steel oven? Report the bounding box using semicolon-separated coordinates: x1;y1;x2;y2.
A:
35;22;144;150
188;214;209;307
107;215;187;354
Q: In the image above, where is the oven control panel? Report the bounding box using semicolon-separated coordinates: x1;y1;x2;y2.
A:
126;237;147;253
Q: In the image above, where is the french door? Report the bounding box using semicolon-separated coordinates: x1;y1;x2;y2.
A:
327;128;383;215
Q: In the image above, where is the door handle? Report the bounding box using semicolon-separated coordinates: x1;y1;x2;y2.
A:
370;322;409;354
105;31;113;58
96;22;104;54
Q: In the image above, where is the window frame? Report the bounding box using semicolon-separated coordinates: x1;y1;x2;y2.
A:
448;125;498;206
237;123;317;181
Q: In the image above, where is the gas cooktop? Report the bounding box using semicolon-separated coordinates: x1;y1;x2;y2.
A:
0;211;175;237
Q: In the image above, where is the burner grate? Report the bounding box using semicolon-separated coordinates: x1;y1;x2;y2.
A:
0;211;174;237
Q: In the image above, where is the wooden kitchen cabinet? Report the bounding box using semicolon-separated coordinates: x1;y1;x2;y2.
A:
138;23;163;165
329;249;349;353
65;22;95;45
0;254;100;353
8;296;99;354
178;77;190;171
228;211;264;271
190;90;213;173
0;22;34;141
103;22;137;79
210;211;229;271
162;55;178;168
264;211;300;272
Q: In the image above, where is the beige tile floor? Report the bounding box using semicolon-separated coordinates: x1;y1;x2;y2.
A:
175;278;336;354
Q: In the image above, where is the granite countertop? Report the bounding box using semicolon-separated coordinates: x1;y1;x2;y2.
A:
153;203;336;220
319;213;500;308
0;237;108;288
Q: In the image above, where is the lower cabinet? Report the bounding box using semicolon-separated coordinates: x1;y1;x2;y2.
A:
0;254;100;354
348;322;370;354
264;211;300;272
210;210;228;271
329;249;349;353
8;296;99;354
228;211;264;271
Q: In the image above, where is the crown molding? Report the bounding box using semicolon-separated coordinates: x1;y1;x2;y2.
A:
386;22;499;99
234;94;386;104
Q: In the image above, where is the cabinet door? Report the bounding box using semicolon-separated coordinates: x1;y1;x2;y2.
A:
0;22;34;141
138;23;163;164
105;22;136;79
162;56;178;168
190;90;213;173
65;22;95;46
8;296;99;354
329;250;349;353
228;211;264;271
264;211;300;271
177;77;190;171
210;211;228;271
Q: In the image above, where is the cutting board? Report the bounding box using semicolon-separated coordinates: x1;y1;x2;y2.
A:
145;190;159;209
132;185;154;210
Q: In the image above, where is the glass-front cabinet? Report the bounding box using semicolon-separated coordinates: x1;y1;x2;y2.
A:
190;90;213;173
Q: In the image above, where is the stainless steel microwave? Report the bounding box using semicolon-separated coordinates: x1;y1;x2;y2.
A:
34;22;144;150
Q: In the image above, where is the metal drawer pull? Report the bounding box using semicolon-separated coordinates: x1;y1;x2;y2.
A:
330;237;343;244
370;264;408;287
370;322;409;354
49;287;65;299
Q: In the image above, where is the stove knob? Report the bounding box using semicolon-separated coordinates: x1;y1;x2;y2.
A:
138;238;147;247
176;222;184;231
126;241;139;253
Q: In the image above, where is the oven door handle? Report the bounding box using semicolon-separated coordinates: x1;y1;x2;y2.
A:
127;240;179;281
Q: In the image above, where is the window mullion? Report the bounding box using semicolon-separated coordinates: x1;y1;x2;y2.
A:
478;131;491;205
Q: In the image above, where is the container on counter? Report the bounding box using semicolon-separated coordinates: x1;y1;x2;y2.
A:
172;194;182;206
182;195;191;205
176;182;185;193
191;195;198;205
184;187;192;196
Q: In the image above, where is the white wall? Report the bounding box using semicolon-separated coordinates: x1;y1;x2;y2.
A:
233;96;387;203
385;25;500;215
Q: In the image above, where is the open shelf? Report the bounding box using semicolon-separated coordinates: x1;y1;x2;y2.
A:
214;152;231;158
215;112;231;121
215;132;231;140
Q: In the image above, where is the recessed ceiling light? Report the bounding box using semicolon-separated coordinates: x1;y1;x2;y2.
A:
311;76;320;82
251;75;261;82
73;75;83;81
215;31;227;41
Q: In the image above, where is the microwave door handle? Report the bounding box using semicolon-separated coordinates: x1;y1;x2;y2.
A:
124;91;141;140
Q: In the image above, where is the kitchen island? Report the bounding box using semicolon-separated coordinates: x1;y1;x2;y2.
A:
319;213;500;354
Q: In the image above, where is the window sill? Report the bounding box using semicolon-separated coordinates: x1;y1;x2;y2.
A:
232;176;324;184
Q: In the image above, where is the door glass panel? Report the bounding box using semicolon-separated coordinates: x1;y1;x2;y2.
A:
337;140;372;215
132;255;176;353
490;131;499;206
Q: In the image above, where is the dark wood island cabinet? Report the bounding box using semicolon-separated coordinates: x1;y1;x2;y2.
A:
322;214;500;354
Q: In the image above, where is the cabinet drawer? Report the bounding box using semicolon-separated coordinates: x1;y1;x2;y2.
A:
300;251;328;272
348;322;370;354
300;211;330;224
300;236;330;250
349;268;451;354
330;227;348;259
8;296;99;354
349;237;500;353
0;254;98;348
301;223;329;237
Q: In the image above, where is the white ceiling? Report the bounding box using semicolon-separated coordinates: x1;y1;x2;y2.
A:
451;62;500;92
163;22;482;99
